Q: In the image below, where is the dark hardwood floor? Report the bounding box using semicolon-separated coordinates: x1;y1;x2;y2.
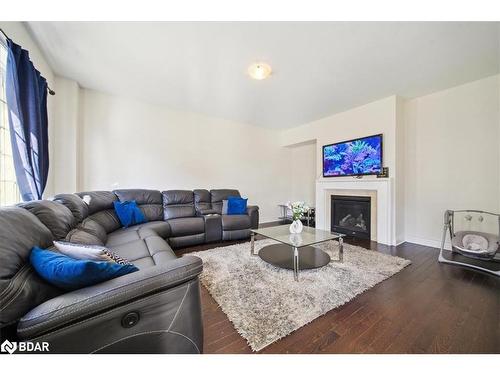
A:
177;226;500;354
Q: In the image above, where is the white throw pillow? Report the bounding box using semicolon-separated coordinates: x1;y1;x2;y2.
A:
53;241;108;261
222;200;229;214
53;241;133;266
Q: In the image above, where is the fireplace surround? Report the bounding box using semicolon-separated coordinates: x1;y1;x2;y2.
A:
315;179;396;245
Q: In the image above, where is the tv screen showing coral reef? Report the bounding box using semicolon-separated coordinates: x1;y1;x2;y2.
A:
323;134;383;177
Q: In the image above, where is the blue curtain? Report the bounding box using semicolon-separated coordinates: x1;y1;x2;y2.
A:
5;39;49;201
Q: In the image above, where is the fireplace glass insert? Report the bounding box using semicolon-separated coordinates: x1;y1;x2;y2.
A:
331;195;371;239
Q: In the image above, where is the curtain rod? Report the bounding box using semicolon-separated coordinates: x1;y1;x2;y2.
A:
0;27;56;96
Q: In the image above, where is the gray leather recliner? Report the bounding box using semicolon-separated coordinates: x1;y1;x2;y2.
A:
0;188;259;354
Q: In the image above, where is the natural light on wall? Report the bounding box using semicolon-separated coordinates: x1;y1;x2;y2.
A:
0;37;21;206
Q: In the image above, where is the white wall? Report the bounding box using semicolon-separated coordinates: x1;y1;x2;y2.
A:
395;97;406;244
404;75;500;247
52;77;79;193
288;141;316;206
77;89;291;223
0;22;57;197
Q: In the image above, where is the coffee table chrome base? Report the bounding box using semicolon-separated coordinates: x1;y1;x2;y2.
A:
331;236;344;263
293;247;299;281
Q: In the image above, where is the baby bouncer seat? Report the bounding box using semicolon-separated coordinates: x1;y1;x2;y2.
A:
439;209;500;277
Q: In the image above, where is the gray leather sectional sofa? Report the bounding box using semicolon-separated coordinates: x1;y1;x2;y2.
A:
0;188;258;353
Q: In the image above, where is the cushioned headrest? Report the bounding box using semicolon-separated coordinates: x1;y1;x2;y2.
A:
0;207;61;327
114;189;164;221
114;189;162;205
163;190;194;205
52;193;89;222
210;189;241;203
162;190;195;220
210;189;241;214
194;189;211;211
76;191;117;215
65;228;105;246
88;209;122;233
78;218;108;244
19;200;76;240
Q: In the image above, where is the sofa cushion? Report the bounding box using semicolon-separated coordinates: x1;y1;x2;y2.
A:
221;214;251;231
222;229;251;241
65;228;104;246
144;236;175;256
210;189;241;214
108;239;151;261
106;221;171;247
76;191;117;215
52;194;89;222
138;221;171;238
167;217;205;237
114;189;163;221
162;190;196;219
0;207;61;327
19;200;76;240
109;237;177;269
168;233;205;249
88;209;122;233
106;230;141;247
78;218;108;244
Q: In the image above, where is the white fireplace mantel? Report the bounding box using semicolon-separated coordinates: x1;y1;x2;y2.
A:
315;178;396;246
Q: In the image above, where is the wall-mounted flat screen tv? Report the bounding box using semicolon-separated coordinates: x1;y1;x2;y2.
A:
323;134;383;177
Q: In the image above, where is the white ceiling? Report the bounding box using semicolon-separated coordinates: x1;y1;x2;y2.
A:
28;22;499;129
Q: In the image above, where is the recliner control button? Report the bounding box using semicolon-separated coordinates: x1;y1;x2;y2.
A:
121;312;140;328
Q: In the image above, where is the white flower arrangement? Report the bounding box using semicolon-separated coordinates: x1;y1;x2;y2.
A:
287;201;309;221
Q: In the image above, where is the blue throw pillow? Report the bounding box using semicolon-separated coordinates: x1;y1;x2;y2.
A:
30;247;138;291
227;197;248;215
113;200;147;228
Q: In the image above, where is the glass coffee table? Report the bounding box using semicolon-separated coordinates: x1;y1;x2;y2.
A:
250;225;345;281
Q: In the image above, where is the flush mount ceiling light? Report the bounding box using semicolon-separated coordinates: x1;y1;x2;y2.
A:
248;62;272;80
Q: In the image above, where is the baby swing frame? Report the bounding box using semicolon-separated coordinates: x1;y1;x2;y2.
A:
438;209;500;277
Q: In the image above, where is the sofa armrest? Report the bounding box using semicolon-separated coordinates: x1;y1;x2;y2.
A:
17;256;202;339
247;205;259;229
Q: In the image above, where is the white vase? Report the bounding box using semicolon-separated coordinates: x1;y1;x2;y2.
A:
289;219;303;234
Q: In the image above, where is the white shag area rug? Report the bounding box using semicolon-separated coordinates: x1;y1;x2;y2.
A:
189;239;411;351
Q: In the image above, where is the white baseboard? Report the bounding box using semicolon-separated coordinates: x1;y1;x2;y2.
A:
403;236;451;250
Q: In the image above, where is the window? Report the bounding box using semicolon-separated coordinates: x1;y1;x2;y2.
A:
0;38;21;206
